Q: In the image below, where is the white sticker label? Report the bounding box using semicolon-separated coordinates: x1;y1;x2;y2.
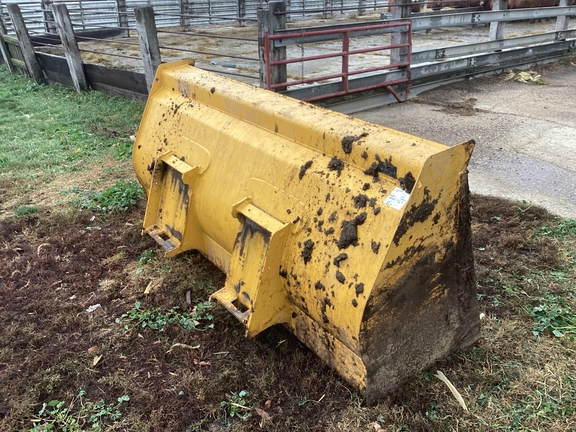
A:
384;187;411;210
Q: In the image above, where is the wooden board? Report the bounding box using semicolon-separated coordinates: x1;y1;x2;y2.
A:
31;28;129;47
36;52;73;87
35;52;148;101
89;81;148;102
85;62;148;99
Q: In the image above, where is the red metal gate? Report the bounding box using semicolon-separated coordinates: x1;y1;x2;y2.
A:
265;21;412;102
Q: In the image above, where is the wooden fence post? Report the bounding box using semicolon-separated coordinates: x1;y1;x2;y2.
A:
324;0;334;19
6;4;45;83
180;0;191;29
555;0;572;32
0;12;16;74
286;0;291;23
258;1;287;91
390;0;410;65
257;8;268;88
238;0;246;27
41;0;57;34
489;0;507;40
52;3;88;92
358;0;367;16
116;0;130;37
135;7;161;92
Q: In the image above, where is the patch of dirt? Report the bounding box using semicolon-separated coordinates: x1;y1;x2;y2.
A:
412;97;490;116
470;195;560;318
0;193;571;430
0;203;354;430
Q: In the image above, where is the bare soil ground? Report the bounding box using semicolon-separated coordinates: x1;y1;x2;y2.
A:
1;190;575;430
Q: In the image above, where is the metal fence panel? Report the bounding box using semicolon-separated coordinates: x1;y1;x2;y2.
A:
0;0;391;35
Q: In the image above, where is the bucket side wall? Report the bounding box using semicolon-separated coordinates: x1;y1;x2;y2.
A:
359;143;481;403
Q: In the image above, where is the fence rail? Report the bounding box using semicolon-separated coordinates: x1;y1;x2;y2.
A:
265;21;412;102
0;0;574;111
0;0;385;36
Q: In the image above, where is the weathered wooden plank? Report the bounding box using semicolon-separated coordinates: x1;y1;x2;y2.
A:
390;0;411;64
52;3;89;92
358;0;367;16
35;51;148;99
89;81;149;102
36;52;71;75
257;8;268;89
3;35;18;44
6;4;45;83
0;19;16;74
92;83;148;102
116;0;130;37
269;2;287;90
31;29;129;47
180;0;191;29
238;0;245;27
41;0;57;34
134;7;162;92
36;52;74;87
11;58;26;68
258;2;287;91
84;62;148;96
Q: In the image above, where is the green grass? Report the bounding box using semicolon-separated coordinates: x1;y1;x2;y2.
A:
220;390;252;421
76;179;145;213
14;205;39;217
0;66;142;179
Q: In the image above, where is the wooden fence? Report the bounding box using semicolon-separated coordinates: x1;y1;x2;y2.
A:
0;0;575;110
0;0;388;36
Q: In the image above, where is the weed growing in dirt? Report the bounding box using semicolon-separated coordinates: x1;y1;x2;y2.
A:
539;218;576;238
30;390;129;431
113;140;135;160
116;301;214;332
78;180;144;213
136;248;155;274
14;205;38;217
530;296;576;337
220;390;252;421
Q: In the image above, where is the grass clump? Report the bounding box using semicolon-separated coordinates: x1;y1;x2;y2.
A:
538;218;576;238
14;205;38;217
78;180;144;213
136;249;155;274
220;390;252;421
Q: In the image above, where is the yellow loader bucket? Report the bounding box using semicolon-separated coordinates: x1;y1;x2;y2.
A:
133;60;480;402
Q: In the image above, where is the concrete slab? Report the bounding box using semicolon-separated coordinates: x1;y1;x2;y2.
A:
354;61;576;218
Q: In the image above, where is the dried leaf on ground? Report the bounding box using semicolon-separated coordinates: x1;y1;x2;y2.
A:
254;407;272;421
